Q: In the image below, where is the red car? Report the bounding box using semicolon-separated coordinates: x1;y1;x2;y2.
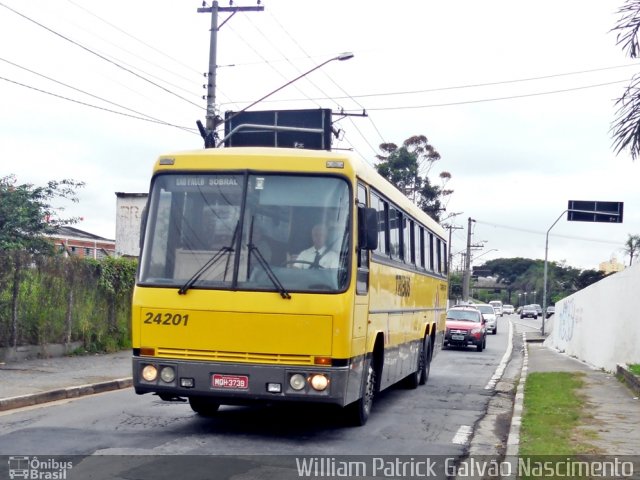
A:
444;306;487;352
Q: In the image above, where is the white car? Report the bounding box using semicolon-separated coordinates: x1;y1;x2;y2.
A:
476;304;498;334
489;300;503;317
502;304;515;315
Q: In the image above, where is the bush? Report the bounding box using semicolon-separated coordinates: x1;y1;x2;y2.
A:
0;251;136;352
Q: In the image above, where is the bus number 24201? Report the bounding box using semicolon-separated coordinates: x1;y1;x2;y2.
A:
143;312;189;326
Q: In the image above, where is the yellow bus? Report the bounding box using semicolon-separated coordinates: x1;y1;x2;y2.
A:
132;146;448;425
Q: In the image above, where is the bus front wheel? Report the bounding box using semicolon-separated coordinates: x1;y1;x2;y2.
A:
188;396;220;417
346;360;376;426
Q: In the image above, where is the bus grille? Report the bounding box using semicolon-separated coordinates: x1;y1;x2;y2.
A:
156;347;314;365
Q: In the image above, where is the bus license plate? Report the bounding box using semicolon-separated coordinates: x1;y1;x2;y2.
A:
211;374;249;390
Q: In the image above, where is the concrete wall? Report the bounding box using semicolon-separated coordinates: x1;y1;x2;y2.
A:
545;261;640;372
115;193;148;257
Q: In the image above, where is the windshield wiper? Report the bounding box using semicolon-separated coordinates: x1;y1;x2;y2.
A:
178;222;238;295
248;243;291;299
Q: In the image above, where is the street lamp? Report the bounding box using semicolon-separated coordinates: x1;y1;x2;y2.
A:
232;52;354;116
517;293;522;307
532;290;537;303
524;292;528;304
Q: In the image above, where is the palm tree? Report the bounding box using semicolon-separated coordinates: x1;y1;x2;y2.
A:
624;233;640;266
612;0;640;160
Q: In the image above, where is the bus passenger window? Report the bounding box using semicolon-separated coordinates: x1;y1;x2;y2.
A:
371;192;387;256
389;207;400;260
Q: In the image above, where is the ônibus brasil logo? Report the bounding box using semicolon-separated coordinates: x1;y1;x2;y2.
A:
8;456;72;479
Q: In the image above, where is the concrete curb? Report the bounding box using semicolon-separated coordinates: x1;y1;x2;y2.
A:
0;377;133;412
617;364;640;397
505;332;528;457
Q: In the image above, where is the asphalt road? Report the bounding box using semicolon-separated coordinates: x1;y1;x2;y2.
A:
0;318;512;478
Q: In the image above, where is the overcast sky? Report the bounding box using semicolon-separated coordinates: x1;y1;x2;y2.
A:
1;0;638;271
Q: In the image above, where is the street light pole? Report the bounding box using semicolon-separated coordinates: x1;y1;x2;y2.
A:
230;53;354;119
542;209;567;336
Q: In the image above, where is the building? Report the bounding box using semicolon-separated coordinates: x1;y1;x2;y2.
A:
599;255;624;274
115;192;148;257
50;226;115;259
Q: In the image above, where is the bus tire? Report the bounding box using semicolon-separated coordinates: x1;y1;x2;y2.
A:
188;396;220;416
406;336;431;388
346;359;376;426
419;336;432;386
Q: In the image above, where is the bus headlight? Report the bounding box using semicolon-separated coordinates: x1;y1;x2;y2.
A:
142;364;158;382
309;374;329;391
289;373;306;391
160;366;176;383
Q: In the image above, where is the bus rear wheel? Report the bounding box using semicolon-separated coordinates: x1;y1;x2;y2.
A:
346;360;376;426
406;336;431;388
188;396;220;417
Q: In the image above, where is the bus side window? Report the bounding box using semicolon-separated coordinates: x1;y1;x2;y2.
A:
371;192;387;256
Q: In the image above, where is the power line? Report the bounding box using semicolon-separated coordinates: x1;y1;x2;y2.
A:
0;57;196;134
64;0;244;107
353;80;629;111
475;220;623;246
243;13;338;109
265;10;387;151
0;1;204;111
64;0;203;77
334;63;640;100
225;63;639;105
0;75;198;134
222;22;322;111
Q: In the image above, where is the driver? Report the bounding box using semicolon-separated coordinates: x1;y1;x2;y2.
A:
293;224;339;269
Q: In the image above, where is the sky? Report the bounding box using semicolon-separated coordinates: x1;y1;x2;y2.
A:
1;0;639;271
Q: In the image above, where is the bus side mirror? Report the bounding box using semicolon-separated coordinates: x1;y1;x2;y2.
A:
358;206;378;251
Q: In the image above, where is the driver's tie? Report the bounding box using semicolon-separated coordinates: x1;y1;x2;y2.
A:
310;250;321;269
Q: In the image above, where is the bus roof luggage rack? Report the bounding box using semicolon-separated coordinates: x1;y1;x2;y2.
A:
222;108;333;150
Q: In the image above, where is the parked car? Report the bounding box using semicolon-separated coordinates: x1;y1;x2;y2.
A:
520;304;538;319
477;304;498;334
444;306;487;352
531;304;543;316
502;304;515;315
546;306;555;318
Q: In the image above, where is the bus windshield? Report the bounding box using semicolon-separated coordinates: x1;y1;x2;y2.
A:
139;172;351;294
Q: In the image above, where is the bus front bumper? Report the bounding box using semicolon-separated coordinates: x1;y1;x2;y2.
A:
132;356;364;407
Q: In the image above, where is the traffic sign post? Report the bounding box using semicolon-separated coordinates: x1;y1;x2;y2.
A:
542;201;623;336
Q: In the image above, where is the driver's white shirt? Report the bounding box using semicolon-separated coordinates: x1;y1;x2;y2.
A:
294;246;339;269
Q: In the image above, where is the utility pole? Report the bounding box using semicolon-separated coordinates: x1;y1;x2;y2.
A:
197;1;264;148
462;217;475;301
444;224;463;303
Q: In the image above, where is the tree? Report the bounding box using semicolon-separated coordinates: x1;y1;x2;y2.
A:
0;175;85;254
624;233;640;265
611;0;640;160
375;135;452;220
482;257;608;306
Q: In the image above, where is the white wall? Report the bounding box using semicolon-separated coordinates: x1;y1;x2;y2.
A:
115;194;148;257
545;261;640;372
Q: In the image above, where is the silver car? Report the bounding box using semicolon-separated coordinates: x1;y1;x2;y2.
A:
476;304;498;334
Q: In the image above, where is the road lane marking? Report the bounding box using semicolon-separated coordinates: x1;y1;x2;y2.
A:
452;425;473;445
484;319;514;390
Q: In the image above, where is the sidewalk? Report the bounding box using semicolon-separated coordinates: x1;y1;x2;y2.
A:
514;335;640;455
0;351;132;411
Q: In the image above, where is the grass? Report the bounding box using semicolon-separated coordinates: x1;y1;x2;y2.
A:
629;363;640;376
519;372;597;456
